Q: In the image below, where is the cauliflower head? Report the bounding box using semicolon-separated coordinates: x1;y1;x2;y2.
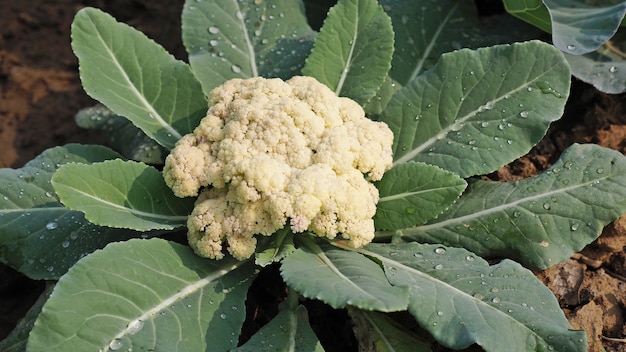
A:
163;76;394;260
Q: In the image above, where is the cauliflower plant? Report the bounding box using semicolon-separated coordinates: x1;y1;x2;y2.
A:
164;76;394;260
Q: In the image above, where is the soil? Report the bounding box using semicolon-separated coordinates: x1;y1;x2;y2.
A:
1;1;625;351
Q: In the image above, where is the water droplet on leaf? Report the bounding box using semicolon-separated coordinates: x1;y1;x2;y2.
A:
109;339;123;351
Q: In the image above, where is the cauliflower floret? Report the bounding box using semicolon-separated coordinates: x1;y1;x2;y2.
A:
164;76;394;260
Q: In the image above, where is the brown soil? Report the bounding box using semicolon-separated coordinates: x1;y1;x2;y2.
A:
1;1;625;351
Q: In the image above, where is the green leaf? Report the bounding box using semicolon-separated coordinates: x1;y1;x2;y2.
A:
380;0;482;86
544;0;626;55
75;105;167;164
52;160;193;231
564;30;626;94
382;40;570;177
71;7;207;150
361;243;587;352
397;144;626;270
28;239;256;352
302;0;394;105
233;305;324;352
348;307;432;352
255;227;296;267
0;144;153;280
280;237;408;311
503;0;552;33
374;162;466;231
182;0;316;95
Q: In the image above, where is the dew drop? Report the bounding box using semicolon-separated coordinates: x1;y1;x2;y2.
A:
596;168;604;174
434;264;444;270
609;66;619;73
519;111;529;118
491;297;501;303
405;207;416;214
437;311;444;316
231;65;242;73
465;255;475;262
570;223;579;231
480;121;489;128
45;191;53;198
61;241;70;248
220;313;227;319
434;247;446;255
490;287;499;293
527;86;533;92
209;39;218;46
127;319;144;335
109;339;123;351
473;293;484;300
413;253;423;259
208;26;220;34
542;203;551;210
567;44;576;51
46;222;58;230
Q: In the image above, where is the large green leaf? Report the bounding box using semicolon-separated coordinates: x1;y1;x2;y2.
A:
380;0;482;86
360;243;586;351
302;0;394;105
233;305;324;352
52;160;193;231
0;144;153;280
280;237;408;311
28;239;256;351
75;105;167;165
544;0;626;55
182;0;316;95
382;40;570;177
395;144;626;270
374;162;466;230
71;7;207;150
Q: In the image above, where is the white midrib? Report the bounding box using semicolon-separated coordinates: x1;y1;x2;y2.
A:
335;14;359;95
69;188;188;223
417;178;608;232
104;260;248;351
317;250;381;301
233;1;258;77
408;3;460;84
96;30;182;139
379;186;456;203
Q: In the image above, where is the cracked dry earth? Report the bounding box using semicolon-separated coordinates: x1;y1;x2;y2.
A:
1;1;626;351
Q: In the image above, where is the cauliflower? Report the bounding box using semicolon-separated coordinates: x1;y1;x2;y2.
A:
163;76;394;260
